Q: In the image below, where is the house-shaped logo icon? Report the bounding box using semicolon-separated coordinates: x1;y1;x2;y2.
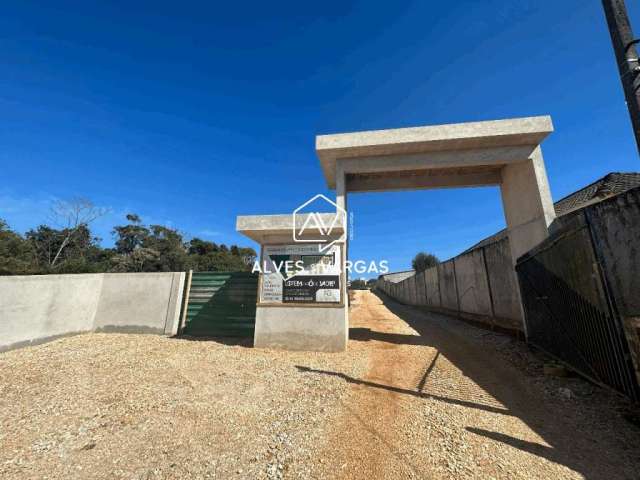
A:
292;194;347;253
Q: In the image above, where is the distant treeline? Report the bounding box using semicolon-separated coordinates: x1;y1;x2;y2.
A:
0;199;255;275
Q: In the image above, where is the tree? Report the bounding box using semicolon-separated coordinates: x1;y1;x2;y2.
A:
1;206;258;275
47;198;109;267
26;223;102;273
186;238;255;272
142;225;188;271
190;250;255;272
113;213;149;254
110;247;160;272
26;225;64;268
0;219;37;275
188;238;219;256
412;252;440;272
111;215;195;272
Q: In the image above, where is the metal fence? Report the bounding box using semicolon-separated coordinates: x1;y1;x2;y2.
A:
182;271;258;337
516;216;640;400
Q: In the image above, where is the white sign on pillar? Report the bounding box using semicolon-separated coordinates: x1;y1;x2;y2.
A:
260;243;342;304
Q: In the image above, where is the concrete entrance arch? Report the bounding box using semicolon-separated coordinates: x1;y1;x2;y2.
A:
316;115;556;266
237;116;556;352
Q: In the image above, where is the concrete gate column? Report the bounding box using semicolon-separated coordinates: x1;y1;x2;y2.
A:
500;146;556;264
335;160;350;319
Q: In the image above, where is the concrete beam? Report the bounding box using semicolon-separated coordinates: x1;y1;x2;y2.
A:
236;213;345;244
337;145;536;177
346;170;502;193
317;116;553;188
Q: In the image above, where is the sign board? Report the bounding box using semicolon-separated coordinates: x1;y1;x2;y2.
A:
260;243;341;304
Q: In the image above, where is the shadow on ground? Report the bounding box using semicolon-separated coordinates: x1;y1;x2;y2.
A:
299;289;639;480
176;335;253;348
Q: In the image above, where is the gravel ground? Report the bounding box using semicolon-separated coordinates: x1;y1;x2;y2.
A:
1;290;639;479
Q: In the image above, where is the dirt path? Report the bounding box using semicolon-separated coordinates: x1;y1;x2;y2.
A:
308;290;640;479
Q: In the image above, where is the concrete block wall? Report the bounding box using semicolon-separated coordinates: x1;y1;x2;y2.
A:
454;250;492;318
415;272;427;306
377;239;523;332
408;275;418;305
0;272;185;352
438;261;459;312
424;267;440;307
483;238;522;329
585;188;640;388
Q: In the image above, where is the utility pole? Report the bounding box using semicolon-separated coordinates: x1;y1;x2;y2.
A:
603;0;640;155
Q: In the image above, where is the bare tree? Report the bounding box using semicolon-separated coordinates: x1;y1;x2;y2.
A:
49;197;109;267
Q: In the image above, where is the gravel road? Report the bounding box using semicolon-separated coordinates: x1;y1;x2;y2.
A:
1;290;639;479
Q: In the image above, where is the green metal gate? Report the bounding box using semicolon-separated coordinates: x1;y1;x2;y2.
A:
182;272;258;337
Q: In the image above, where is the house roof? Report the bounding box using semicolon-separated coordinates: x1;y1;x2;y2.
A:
462;172;640;253
379;270;416;283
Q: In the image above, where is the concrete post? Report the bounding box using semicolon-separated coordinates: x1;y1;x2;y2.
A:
336;162;350;335
500;147;556;264
500;147;555;338
336;160;347;212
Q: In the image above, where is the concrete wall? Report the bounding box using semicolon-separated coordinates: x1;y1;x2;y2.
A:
586;188;640;387
588;189;640;318
0;274;104;352
424;267;440;307
254;305;347;352
438;261;459;311
0;272;185;352
94;273;184;335
483;238;522;329
377;237;522;332
454;250;492;318
408;274;418;305
415;271;427;305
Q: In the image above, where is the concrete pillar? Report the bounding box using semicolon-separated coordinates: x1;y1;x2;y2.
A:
335;161;349;332
500;146;556;264
500;147;555;338
336;161;347;212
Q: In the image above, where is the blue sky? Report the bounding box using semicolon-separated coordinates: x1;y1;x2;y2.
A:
1;1;639;276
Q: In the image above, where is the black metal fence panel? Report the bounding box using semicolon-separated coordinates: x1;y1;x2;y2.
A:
517;223;640;401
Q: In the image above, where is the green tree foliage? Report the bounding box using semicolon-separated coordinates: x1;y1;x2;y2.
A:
350;279;367;290
0;219;37;275
25;224;104;273
109;215;256;273
0;212;256;275
411;251;440;272
188;238;219;256
113;214;148;254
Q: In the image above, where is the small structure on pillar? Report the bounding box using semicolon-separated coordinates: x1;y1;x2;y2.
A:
237;115;556;352
236;213;348;352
